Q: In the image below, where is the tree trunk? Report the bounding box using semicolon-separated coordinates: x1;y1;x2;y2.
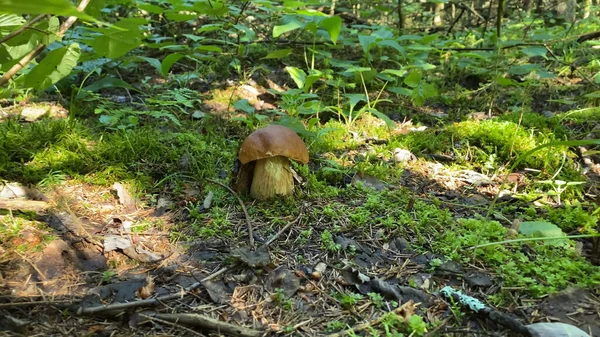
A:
497;0;505;38
398;0;405;33
433;3;444;26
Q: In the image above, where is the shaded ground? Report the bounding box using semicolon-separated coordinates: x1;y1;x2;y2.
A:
1;100;599;336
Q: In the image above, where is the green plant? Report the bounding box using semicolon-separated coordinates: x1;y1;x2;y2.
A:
334;291;363;309
326;320;346;332
321;229;341;252
537;179;586;205
368;292;385;309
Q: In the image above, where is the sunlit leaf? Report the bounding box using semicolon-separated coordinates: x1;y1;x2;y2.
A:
273;21;302;38
319;16;342;45
519;221;565;238
285;66;307;89
161;53;185;77
25;43;80;91
404;71;422;88
0;0;97;22
88;19;143;58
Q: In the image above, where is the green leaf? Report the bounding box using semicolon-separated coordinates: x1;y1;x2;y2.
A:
508;64;540;75
519;221;565;238
344;94;366;110
303;74;320;92
82;77;138;93
24;42;80;91
164;10;198;22
137;56;162;74
382;69;407;78
0;13;25;35
522;46;547;58
387;86;412;96
285;66;307;89
0;0;97;22
367;108;395;128
262;48;293;59
233;99;255;114
88;18;143;58
194;1;228;16
196;45;222;53
138;3;164;14
378;39;405;55
319;16;342;45
161;53;185;77
496;76;516;87
273;20;303;38
197;24;222;34
404;71;422;88
358;35;378;54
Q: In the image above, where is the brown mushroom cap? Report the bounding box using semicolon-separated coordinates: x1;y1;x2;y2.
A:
239;125;309;164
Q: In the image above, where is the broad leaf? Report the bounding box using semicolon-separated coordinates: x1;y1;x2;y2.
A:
25;43;80;91
522;46;547;58
262;48;293;59
319;16;342;45
0;0;97;22
82;77;138;93
285;66;307;89
404;71;422;88
88;18;143;58
358;35;378;55
273;21;302;38
519;221;565;238
137;56;162;74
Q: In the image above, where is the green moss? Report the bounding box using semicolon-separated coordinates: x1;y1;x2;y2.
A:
436;217;600;296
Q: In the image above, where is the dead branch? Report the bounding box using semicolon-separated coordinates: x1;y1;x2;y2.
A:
205;178;255;249
149;313;263;337
77;265;231;315
0;0;91;87
0;199;49;212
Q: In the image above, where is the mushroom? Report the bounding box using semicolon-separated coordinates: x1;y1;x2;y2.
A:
238;125;308;200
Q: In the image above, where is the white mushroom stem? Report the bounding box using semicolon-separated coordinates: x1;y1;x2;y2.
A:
250;156;294;200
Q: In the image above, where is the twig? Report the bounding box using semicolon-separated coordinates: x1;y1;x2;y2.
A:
77;265;231;315
150;313;263;337
265;212;302;246
0;15;47;45
0;199;49;212
14;251;46;281
0;300;74;309
139;312;205;337
0;0;91;87
205;178;254;249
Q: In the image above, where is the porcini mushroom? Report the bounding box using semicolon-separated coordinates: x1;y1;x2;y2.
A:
238;125;308;200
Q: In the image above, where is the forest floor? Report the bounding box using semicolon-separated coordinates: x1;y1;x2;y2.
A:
0;78;599;337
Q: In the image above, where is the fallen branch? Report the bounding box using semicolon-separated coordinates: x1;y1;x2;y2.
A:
205;178;254;249
149;313;263;337
0;199;49;212
77;265;231;315
0;0;91;86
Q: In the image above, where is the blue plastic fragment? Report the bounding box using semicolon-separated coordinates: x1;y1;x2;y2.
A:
440;286;486;312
